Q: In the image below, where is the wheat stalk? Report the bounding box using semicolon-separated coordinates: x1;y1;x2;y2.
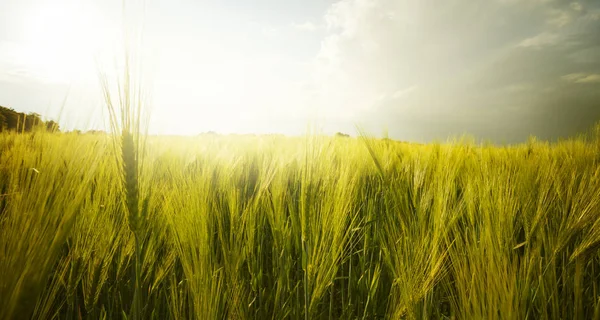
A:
98;5;147;315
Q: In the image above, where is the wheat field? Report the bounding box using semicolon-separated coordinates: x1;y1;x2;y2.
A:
1;128;600;319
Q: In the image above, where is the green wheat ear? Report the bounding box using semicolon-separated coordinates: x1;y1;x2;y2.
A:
98;32;148;320
122;129;139;232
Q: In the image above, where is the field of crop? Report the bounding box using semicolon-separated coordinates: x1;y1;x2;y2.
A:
1;129;600;319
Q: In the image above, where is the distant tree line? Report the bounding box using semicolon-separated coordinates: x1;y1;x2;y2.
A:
0;106;60;132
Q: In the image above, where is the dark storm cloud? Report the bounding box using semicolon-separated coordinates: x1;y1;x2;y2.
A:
316;0;600;142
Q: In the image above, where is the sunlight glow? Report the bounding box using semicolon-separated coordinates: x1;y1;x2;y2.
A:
7;0;312;135
150;46;306;135
19;1;112;84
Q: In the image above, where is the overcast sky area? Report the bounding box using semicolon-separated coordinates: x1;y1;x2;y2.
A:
1;0;599;143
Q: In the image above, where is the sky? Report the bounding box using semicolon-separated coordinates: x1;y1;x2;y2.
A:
0;0;599;143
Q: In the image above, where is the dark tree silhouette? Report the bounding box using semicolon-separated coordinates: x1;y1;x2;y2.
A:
46;120;60;132
0;106;60;132
0;107;19;131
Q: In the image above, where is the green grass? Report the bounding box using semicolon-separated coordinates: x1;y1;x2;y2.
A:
1;129;600;319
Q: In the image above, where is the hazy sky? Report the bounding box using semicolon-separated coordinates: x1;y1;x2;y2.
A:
1;0;599;142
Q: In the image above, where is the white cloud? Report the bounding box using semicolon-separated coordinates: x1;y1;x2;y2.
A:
570;2;583;12
312;0;530;118
562;73;600;83
546;8;574;27
292;21;319;32
390;86;418;100
305;0;600;140
0;41;40;83
375;86;417;102
518;32;559;48
260;25;281;38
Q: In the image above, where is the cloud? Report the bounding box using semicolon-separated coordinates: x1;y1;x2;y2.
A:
545;7;575;27
562;73;600;83
292;21;319;32
570;2;583;12
308;0;600;142
518;32;559;48
260;25;281;38
0;41;35;83
391;86;417;100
